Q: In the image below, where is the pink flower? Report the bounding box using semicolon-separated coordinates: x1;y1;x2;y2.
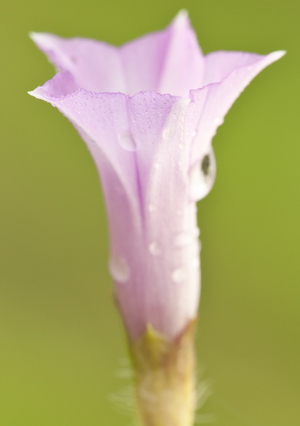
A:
29;11;284;341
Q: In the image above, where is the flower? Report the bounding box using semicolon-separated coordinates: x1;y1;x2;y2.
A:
29;11;285;425
29;11;284;343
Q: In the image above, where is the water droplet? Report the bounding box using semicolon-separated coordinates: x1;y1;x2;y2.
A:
194;227;200;237
214;117;224;126
149;242;161;256
202;155;210;176
109;256;130;283
148;204;156;212
191;258;200;269
188;147;216;201
174;232;193;247
163;125;175;140
172;267;187;283
154;162;161;169
118;130;136;151
192;130;197;138
189;165;203;200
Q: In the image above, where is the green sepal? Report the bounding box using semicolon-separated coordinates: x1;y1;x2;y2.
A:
128;318;198;426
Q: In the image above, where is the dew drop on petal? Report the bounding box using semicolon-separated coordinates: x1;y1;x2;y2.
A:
191;257;200;269
172;267;187;283
214;117;224;126
189;164;205;200
163;125;176;140
188;147;216;201
109;256;130;283
202;153;212;177
174;232;193;247
149;242;161;256
193;227;200;237
118;130;136;151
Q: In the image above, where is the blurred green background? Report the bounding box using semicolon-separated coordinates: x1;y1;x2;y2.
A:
0;0;299;425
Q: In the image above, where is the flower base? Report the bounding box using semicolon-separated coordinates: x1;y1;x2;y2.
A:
129;318;197;426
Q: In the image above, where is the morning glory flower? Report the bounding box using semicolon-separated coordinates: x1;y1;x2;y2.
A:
29;11;284;425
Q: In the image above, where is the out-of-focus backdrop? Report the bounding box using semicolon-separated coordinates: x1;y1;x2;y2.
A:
1;1;299;425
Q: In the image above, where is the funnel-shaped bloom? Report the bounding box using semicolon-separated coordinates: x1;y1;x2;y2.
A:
29;11;284;341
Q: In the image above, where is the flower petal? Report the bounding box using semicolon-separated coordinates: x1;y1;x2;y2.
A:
188;50;286;179
28;71;79;99
203;49;286;86
158;11;205;97
121;10;205;97
115;97;201;339
29;79;142;231
30;32;126;93
29;79;198;338
30;10;205;98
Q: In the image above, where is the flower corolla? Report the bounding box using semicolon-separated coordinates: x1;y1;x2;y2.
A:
29;11;284;341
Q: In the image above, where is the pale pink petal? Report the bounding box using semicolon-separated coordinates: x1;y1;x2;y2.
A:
121;10;205;97
203;50;285;86
119;97;200;338
119;24;175;96
30;32;126;93
29;72;79;99
31;11;204;98
186;50;286;200
29;79;141;229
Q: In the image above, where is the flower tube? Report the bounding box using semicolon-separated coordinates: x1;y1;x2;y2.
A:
29;11;284;426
